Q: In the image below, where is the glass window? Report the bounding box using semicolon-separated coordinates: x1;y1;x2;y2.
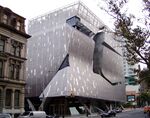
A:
14;90;20;107
16;21;21;30
11;41;22;57
66;16;80;27
9;61;21;80
5;89;12;107
0;61;3;77
11;46;15;55
16;65;20;80
3;14;8;24
9;64;15;79
16;47;21;57
66;16;94;37
0;39;5;52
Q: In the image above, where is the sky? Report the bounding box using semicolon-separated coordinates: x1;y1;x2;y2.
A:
0;0;144;30
0;0;98;19
0;0;146;69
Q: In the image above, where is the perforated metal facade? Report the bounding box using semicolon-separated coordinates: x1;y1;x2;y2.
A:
27;2;125;102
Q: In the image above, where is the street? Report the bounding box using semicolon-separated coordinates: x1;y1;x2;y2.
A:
115;108;148;118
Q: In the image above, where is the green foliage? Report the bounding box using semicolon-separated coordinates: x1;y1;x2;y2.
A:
139;69;150;83
138;92;150;105
101;0;150;71
140;92;150;101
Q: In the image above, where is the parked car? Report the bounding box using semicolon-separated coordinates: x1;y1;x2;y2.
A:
46;114;59;118
100;112;110;118
107;110;116;117
114;108;122;113
18;111;47;118
0;114;12;118
93;107;116;118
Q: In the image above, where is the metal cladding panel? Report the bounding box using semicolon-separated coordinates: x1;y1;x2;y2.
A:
26;9;76;97
26;25;69;97
40;25;125;102
40;67;70;97
27;2;125;102
68;27;125;102
102;46;123;83
101;32;124;83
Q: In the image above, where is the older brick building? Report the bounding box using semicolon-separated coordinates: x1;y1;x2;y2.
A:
0;5;30;117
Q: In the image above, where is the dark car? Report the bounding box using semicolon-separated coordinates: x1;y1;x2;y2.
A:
107;110;116;117
114;108;122;113
100;112;110;118
46;114;59;118
0;114;12;118
94;107;109;118
93;107;116;118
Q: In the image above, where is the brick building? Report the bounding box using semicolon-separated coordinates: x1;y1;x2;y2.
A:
0;5;30;117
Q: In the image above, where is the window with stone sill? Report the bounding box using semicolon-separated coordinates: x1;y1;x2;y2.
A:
5;89;12;108
0;35;7;52
11;46;21;57
9;60;21;80
11;18;16;27
11;40;22;57
16;21;21;30
2;14;8;24
14;90;20;108
0;40;4;52
9;63;15;79
16;65;20;80
0;61;3;77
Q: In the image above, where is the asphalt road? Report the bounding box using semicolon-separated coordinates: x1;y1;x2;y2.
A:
114;108;148;118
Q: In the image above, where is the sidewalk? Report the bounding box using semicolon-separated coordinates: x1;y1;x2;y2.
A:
123;108;143;112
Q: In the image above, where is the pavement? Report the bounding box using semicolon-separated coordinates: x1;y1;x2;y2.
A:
123;107;145;112
114;108;147;118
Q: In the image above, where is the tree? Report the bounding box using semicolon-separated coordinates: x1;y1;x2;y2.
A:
100;0;150;71
138;92;150;106
139;69;150;83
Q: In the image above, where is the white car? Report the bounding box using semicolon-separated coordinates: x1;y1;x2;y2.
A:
18;111;47;118
0;114;12;118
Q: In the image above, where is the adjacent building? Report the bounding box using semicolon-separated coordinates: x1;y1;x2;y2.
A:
27;2;125;116
0;5;30;117
122;44;140;105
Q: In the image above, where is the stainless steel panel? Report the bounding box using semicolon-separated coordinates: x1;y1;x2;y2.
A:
27;2;125;102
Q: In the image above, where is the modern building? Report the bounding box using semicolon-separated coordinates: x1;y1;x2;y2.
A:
122;42;140;105
0;5;30;117
26;2;125;116
126;86;140;106
122;47;139;85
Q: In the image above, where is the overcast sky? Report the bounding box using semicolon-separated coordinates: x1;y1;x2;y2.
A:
0;0;144;29
0;0;146;68
0;0;98;19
